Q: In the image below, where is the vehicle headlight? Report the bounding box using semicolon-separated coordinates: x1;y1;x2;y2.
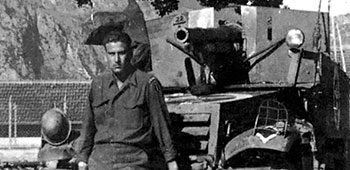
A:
285;29;305;49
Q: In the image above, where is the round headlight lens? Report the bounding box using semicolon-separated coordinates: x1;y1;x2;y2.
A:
285;29;305;49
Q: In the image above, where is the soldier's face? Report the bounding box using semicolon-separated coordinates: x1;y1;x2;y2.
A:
105;41;132;75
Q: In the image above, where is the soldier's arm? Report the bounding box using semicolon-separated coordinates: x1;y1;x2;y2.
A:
146;77;178;163
77;88;97;164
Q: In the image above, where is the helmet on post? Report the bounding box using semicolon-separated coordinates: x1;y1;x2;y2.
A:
41;108;71;146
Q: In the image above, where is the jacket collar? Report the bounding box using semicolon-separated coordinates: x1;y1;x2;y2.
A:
107;69;138;88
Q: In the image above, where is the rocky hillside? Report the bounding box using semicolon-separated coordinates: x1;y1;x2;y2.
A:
0;0;204;81
1;0;94;80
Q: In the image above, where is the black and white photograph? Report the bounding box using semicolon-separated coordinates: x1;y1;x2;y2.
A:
0;0;349;169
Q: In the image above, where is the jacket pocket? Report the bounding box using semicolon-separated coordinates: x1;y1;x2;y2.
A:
122;95;145;129
123;97;144;109
92;99;109;125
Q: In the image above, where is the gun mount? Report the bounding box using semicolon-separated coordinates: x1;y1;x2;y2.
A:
167;25;250;92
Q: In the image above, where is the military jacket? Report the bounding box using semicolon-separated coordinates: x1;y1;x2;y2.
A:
78;69;176;169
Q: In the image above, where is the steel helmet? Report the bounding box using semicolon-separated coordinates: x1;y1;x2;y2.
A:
41;108;71;145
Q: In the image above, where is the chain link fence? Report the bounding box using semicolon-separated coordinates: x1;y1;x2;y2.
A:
0;81;90;144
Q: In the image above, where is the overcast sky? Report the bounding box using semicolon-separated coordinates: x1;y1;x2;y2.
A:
283;0;349;16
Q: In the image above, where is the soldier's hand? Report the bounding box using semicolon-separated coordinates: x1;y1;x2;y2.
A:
167;160;179;170
78;161;88;170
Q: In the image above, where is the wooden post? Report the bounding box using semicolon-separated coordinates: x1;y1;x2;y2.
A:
331;16;337;62
63;95;67;115
14;104;17;145
8;95;12;149
336;23;346;72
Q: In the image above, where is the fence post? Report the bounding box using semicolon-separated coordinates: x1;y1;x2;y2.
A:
14;103;17;145
64;95;67;115
8;95;12;149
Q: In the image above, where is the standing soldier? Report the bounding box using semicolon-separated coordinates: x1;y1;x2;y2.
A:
77;30;178;170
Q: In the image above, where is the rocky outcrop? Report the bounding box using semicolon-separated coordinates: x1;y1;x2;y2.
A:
0;0;96;80
0;0;205;81
0;0;151;80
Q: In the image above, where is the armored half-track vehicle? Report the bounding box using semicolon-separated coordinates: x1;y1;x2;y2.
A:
145;5;350;170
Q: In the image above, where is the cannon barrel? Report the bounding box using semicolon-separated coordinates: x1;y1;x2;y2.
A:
167;24;249;88
175;25;243;43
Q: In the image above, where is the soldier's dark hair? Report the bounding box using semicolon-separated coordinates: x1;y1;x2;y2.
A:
102;30;132;47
